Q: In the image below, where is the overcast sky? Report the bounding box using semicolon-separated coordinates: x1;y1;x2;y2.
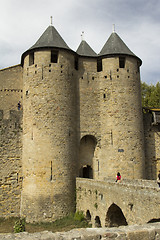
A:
0;0;160;85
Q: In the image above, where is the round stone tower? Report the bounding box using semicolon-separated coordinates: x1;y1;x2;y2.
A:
21;25;79;222
98;31;145;180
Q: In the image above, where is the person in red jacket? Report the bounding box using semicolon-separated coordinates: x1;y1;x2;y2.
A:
116;172;121;182
157;171;160;188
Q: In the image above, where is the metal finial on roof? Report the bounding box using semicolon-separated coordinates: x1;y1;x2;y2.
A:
112;24;115;33
81;31;84;41
50;16;53;26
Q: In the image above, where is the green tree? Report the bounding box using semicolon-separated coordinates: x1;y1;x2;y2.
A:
141;82;160;108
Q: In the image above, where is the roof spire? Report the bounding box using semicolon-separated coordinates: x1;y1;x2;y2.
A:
50;16;53;26
81;31;84;41
112;24;115;33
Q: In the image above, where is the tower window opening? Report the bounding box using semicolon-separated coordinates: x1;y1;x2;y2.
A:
29;52;34;66
97;59;102;72
104;93;106;99
119;57;125;68
74;57;78;70
51;50;58;63
82;165;93;179
50;161;53;181
137;61;140;72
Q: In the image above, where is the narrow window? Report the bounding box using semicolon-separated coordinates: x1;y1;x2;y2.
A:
137;61;140;72
51;50;58;63
119;57;125;68
50;161;53;180
29;52;34;66
74;57;78;70
97;59;102;72
103;93;106;99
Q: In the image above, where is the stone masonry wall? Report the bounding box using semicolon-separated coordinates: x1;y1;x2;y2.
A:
21;49;79;222
0;65;23;117
76;178;160;227
0;110;23;217
143;112;160;179
78;57;101;179
98;56;145;180
1;223;160;239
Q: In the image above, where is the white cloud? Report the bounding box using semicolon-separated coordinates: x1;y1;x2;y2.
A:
0;0;159;84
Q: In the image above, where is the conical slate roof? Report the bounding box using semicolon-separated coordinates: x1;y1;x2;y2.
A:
29;25;70;50
76;40;97;57
99;32;136;57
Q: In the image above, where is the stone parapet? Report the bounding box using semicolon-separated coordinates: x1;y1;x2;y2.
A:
1;223;160;240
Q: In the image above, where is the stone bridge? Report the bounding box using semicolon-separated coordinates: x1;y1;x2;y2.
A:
76;178;160;228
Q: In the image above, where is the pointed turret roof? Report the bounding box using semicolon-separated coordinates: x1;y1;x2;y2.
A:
21;25;72;64
76;40;97;57
99;32;138;57
29;25;70;50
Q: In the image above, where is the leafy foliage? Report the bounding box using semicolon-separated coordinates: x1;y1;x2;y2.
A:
74;211;85;221
141;82;160;108
14;218;25;233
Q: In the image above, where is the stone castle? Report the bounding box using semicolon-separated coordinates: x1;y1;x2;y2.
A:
0;23;160;224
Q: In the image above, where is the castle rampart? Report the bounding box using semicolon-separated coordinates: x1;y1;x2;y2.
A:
0;65;23;116
0;110;22;217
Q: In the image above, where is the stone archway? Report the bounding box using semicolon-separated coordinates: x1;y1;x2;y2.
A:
86;210;91;221
148;218;160;223
95;216;101;227
105;203;128;227
79;135;97;179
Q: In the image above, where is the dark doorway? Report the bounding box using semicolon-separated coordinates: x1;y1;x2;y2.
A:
105;203;128;227
82;165;93;178
86;210;91;221
95;216;101;227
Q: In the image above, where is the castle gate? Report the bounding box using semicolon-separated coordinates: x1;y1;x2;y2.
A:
79;135;97;179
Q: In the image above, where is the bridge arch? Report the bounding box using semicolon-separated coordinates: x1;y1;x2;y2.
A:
86;210;91;221
95;216;101;227
148;218;160;223
79;135;97;179
105;203;128;227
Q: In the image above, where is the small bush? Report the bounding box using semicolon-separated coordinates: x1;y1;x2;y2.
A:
14;218;25;233
94;203;98;209
74;211;85;222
